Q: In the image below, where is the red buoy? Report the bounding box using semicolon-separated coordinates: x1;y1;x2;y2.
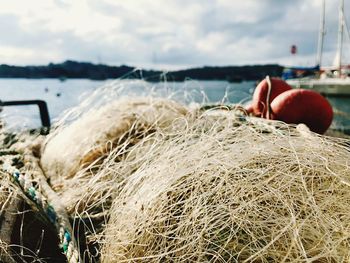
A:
270;89;333;134
290;45;297;55
249;77;292;117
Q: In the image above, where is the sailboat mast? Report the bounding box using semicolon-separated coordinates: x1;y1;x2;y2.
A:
336;0;344;73
316;0;326;67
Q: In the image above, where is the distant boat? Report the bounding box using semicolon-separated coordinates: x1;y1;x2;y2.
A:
59;76;67;82
286;77;350;96
283;0;350;96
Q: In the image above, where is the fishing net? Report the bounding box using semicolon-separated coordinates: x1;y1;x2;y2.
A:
99;112;350;262
40;97;189;214
1;79;350;262
0;131;21;261
0;175;18;263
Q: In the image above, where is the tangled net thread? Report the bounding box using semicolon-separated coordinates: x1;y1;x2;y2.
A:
1;79;350;262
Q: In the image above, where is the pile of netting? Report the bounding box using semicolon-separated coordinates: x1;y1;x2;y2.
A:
1;80;350;262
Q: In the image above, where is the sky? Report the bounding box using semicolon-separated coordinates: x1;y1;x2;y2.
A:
0;0;349;70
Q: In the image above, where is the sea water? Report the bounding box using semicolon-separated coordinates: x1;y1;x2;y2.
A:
0;78;349;133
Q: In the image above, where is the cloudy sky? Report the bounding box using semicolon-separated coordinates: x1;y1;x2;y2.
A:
0;0;349;69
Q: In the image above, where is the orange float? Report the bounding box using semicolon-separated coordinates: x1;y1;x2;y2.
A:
246;77;333;134
270;89;333;134
248;77;292;117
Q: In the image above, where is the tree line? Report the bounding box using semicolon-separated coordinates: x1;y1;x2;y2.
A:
0;60;284;82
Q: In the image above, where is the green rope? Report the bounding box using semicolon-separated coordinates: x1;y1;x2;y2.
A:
2;156;81;263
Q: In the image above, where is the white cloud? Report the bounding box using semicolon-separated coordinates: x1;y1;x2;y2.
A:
196;32;227;53
0;46;62;65
0;0;347;69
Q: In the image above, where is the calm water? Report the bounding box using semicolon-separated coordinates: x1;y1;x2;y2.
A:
0;78;349;132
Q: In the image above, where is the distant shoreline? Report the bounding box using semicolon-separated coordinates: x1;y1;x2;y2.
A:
0;60;284;82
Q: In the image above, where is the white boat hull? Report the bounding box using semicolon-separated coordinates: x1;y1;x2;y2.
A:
286;78;350;96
